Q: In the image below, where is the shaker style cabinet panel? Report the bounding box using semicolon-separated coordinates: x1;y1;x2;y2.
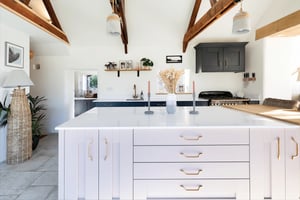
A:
285;128;300;200
61;130;99;200
194;42;247;73
250;127;300;200
58;129;133;200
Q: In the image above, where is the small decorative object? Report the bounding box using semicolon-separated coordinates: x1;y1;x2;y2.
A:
166;55;182;63
144;81;154;114
159;67;184;114
140;58;154;69
105;62;117;70
5;42;24;68
189;81;199;115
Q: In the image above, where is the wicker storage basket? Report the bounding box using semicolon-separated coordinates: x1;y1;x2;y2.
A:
6;88;32;164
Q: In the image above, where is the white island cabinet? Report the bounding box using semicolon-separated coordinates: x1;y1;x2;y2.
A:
56;107;300;200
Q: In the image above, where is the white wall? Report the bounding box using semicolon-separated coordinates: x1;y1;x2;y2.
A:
243;0;300;101
0;23;30;163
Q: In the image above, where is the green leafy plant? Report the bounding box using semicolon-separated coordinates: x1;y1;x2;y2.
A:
140;57;154;67
27;94;47;137
0;96;10;127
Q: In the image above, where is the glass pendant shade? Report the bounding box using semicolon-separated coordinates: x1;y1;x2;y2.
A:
107;13;121;36
232;7;251;34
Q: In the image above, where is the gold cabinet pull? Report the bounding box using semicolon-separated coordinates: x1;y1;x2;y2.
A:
180;152;202;158
180;169;202;176
277;137;280;160
180;184;202;192
88;139;93;161
291;137;299;160
180;135;202;141
104;138;109;161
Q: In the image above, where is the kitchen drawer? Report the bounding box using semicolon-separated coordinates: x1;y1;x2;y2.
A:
134;180;249;199
134;128;249;145
134;162;249;179
134;145;249;162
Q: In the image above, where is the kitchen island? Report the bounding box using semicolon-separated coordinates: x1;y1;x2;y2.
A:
56;106;300;200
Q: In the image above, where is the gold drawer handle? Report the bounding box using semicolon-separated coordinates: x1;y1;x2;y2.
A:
277;137;280;160
291;137;299;160
180;184;202;192
180;135;202;141
180;169;202;176
104;138;109;161
88;139;93;161
180;152;202;158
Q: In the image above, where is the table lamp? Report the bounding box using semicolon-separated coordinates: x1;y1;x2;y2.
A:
2;70;34;164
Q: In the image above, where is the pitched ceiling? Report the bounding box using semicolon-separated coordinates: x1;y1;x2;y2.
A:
0;0;276;55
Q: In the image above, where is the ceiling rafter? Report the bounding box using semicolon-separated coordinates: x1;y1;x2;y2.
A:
0;0;69;44
110;0;128;54
42;0;62;30
20;0;31;6
183;0;241;52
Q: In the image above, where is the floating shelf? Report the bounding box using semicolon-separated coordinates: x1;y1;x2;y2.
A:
105;68;152;77
243;77;256;81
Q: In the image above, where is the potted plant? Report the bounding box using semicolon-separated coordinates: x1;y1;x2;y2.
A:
27;94;47;150
140;57;154;69
0;96;10;127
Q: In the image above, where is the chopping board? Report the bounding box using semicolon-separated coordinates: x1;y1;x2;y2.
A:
224;104;300;125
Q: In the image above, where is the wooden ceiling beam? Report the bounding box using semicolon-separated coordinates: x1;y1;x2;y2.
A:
20;0;31;6
183;0;240;52
42;0;62;30
209;0;217;7
110;0;128;54
256;10;300;40
0;0;69;44
183;0;202;52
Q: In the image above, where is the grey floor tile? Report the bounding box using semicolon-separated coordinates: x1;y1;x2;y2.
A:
46;186;58;200
32;172;58;186
0;134;58;199
37;156;58;172
16;186;55;200
0;195;18;200
0;171;42;190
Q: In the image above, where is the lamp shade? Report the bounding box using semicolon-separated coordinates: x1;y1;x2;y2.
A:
107;13;121;36
232;8;251;34
2;70;34;88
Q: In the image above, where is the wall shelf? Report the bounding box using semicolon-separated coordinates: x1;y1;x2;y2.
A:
105;68;152;77
243;77;256;81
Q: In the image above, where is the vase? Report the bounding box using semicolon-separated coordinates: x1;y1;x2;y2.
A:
166;93;177;114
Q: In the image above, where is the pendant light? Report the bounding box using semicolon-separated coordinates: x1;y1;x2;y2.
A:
232;0;250;34
107;0;121;36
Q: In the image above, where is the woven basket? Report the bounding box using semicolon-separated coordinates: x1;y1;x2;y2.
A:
6;88;32;164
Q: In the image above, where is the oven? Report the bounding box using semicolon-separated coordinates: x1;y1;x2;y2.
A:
198;91;250;106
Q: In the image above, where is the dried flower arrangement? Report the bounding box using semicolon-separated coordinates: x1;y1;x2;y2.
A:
159;67;184;93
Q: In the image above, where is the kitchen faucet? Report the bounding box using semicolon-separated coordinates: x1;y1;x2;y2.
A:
133;84;138;99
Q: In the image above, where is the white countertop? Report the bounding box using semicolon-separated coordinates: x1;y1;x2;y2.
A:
56;106;298;130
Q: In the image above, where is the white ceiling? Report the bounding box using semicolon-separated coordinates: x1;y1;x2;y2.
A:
1;0;275;53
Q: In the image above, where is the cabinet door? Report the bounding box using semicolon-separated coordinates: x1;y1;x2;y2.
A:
285;128;300;200
250;128;285;200
198;47;223;72
64;130;99;200
223;47;245;72
99;129;133;200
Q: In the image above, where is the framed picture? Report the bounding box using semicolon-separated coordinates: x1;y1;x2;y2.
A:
5;42;24;68
166;55;182;63
119;60;133;69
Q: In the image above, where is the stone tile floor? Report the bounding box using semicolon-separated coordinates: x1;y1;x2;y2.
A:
0;134;58;200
